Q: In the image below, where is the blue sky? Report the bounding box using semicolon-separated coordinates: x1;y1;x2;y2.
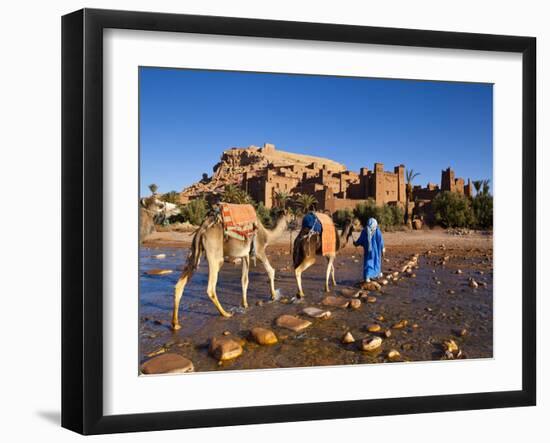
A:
139;67;493;196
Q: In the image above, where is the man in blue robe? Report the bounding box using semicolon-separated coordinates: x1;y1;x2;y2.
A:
354;217;385;281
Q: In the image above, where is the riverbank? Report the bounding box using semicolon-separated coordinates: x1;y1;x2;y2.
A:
139;229;493;373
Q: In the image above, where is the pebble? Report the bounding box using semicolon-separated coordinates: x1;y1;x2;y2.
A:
392;320;408;329
460;328;468;337
209;336;243;361
250;327;278;345
302;307;332;319
146;269;173;276
361;336;383;352
341;331;355;344
387;349;401;360
275;315;312;332
469;279;479;288
443;339;459;353
381;279;389;286
366;296;377;303
222;330;231;336
322;296;350;309
152;253;166;259
456;269;463;274
349;299;362;309
384;329;392;338
141;353;194;374
367;324;381;333
447;289;455;295
376;315;385;321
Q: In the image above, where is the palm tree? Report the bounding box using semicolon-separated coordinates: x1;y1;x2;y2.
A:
405;169;420;223
148;183;158;195
222;184;252;204
295;193;318;213
472;180;483;196
273;190;291;209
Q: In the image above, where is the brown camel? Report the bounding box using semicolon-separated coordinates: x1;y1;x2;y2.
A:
292;216;354;297
171;209;291;330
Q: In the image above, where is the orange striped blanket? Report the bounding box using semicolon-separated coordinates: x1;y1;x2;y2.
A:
315;212;336;256
220;203;257;241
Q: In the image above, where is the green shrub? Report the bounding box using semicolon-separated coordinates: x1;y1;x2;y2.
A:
432;191;475;228
353;199;403;230
255;202;272;227
332;208;353;228
472;193;493;229
160;190;179;204
180;198;208;226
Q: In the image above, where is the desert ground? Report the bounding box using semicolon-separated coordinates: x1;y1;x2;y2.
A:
139;228;493;373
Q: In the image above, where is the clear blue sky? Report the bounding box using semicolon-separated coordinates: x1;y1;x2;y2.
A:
140;67;492;196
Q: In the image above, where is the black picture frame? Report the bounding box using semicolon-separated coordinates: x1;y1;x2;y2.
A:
62;8;536;435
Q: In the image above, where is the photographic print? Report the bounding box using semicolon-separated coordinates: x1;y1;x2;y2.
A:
138;67;493;375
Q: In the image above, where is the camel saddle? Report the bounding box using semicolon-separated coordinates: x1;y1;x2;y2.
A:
314;212;337;256
219;203;257;241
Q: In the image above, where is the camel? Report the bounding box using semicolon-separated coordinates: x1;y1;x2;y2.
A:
139;196;180;242
292;215;354;297
171;208;291;330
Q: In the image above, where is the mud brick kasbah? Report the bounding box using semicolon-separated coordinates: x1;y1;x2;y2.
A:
179;143;473;217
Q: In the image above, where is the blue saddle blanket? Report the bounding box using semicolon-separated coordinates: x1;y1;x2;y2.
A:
302;212;322;233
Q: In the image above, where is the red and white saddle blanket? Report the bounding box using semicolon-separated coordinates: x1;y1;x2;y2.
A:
220;203;257;241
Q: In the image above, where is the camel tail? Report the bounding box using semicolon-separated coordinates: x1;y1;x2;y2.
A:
184;222;208;273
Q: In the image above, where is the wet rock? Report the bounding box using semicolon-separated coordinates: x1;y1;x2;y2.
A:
146;269;173;276
366;296;377;303
141;353;194;374
250;327;278;345
362;281;381;291
146;347;167;358
367;324;381;333
340;288;362;298
321;296;350;309
276;315;312;332
152;253;166;259
209;336;243;361
387;349;401;360
361;336;383;352
302;307;332;319
392;320;408;329
443;339;459;353
376;315;385;322
349;299;362;309
341;331;355;344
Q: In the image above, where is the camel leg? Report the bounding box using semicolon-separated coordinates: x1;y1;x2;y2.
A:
295;257;316;298
206;254;232;318
172;267;194;330
331;260;337;286
241;256;250;308
324;255;335;292
257;250;277;300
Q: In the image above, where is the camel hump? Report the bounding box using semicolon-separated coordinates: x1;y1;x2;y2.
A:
220;203;257;241
220;203;257;225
